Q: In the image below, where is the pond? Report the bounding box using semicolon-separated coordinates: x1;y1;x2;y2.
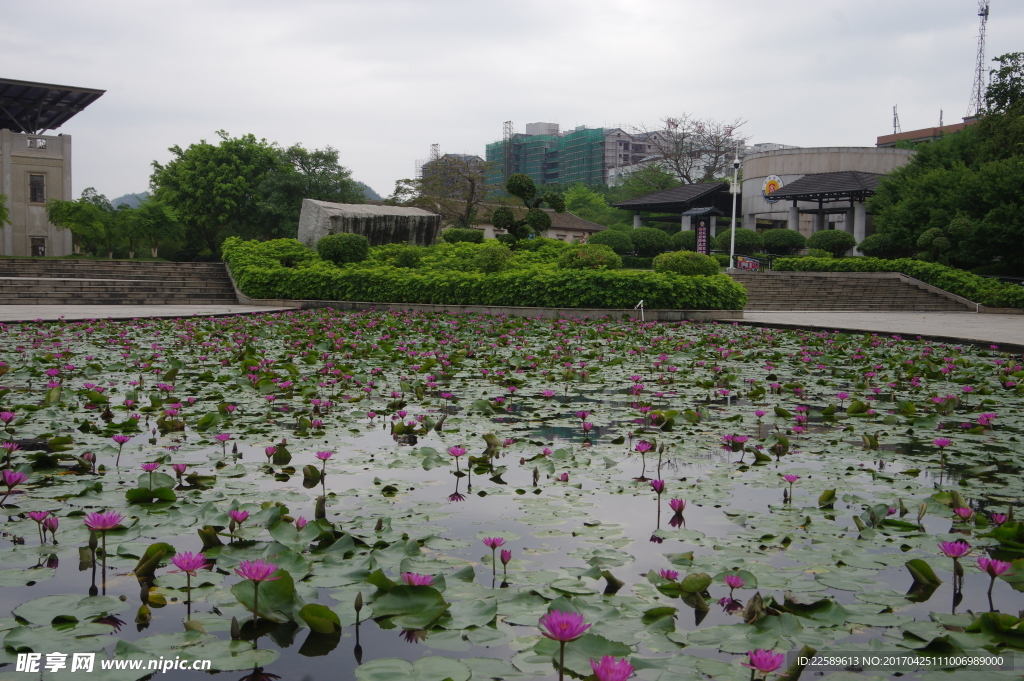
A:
0;310;1022;681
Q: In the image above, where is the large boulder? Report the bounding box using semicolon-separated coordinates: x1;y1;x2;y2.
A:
297;199;442;248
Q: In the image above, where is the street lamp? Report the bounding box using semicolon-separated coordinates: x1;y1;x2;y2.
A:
727;144;741;271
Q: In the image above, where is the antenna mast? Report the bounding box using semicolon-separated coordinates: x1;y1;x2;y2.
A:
968;0;990;117
893;105;901;135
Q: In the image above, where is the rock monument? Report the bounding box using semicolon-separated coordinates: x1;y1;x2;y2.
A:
297;199;442;248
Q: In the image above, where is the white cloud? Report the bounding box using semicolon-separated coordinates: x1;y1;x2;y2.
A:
3;0;1021;199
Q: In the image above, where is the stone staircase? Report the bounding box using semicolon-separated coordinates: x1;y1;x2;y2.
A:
0;260;238;305
729;271;976;312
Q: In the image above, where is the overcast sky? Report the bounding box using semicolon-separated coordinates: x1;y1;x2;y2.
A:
4;0;1022;200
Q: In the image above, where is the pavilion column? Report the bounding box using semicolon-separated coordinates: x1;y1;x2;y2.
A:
710;216;717;237
681;215;692;231
852;202;867;254
787;204;799;232
633;213;642;230
812;212;825;233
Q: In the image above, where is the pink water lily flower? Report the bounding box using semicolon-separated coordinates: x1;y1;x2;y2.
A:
669;498;686;514
83;510;124;531
234;559;280;583
400;572;434;586
659;569;679;581
743;649;785;675
538;609;591;642
725;574;746;590
170;551;210;575
938;540;971;558
650;479;665;495
589;656;634;681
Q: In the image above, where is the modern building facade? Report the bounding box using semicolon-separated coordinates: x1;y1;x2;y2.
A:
485;123;662;189
0;78;104;257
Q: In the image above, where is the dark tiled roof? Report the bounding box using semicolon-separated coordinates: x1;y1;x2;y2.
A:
0;78;105;134
681;206;724;216
767;171;881;200
611;182;727;209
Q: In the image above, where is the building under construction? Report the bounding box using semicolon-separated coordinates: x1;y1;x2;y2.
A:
485;123;658;189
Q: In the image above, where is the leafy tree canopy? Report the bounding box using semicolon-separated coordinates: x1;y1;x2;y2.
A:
868;52;1024;273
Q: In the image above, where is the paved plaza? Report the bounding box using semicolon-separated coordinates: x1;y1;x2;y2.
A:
738;311;1024;352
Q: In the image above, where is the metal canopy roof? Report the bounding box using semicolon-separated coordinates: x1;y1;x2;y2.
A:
0;78;105;134
768;171;881;204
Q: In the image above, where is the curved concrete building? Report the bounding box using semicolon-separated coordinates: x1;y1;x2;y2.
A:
740;147;915;245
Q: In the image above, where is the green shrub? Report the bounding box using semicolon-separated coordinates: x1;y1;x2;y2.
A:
806;230;856;257
670;230;697;251
652;250;719;276
806;248;832;259
762;229;806;256
772;256;1024;308
369;244;424;268
473;241;513;273
588;230;634;255
515;237;566;252
857;232;903;259
558;244;622;270
713;228;763;255
222;237;747;309
441;227;484;244
316;233;369;265
630;227;672;257
621;256;653;269
713;254;730;268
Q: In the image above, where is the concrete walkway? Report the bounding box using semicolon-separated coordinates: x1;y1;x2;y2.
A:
0;305;297;323
737;311;1024;353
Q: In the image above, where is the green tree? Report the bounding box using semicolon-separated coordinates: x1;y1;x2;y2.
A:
868;53;1024;273
0;193;10;227
45;190;109;255
387;155;490;228
150;131;282;256
492;174;565;242
125;199;184;258
615;163;681;200
258;144;364;237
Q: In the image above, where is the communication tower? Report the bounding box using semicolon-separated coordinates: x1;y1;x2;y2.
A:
968;0;991;116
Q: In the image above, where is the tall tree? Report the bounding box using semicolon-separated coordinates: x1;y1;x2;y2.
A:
258;144;365;236
150;131;281;256
45;193;108;255
491;173;565;241
631;115;749;184
121;199;183;258
386;155;491;228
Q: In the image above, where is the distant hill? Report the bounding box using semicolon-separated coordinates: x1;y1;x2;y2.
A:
110;192;149;209
356;182;381;201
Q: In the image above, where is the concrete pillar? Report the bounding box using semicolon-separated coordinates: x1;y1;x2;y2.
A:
710;216;717;238
852;202;867;254
787;205;799;232
633;213;642;230
681;215;692;231
812;212;825;233
845;207;856;235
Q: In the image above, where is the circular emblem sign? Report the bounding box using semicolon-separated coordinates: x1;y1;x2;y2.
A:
762;175;783;204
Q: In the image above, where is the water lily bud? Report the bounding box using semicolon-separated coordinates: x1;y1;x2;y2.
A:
355;592;363;615
88;530;98;552
230;616;241;640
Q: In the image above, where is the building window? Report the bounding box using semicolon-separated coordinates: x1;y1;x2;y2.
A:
27;138;47;150
29;174;45;203
31;237;47;257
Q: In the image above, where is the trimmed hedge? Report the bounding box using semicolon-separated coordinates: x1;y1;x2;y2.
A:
773;256;1024;308
222;237;747;310
713;228;763;255
653;251;718;276
630;228;672;257
558;244;622;270
621;256;654;269
587;230;634;255
762;229;806;256
441;227;484;244
671;230;696;251
317;233;369;265
806;230;855;257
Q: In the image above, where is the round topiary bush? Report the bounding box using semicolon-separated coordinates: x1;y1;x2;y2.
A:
806;229;857;257
473;242;513;273
670;230;697;251
317;233;369;265
805;248;832;259
558;244;622;270
652;250;719;276
588;230;634;255
713;228;764;255
856;232;904;259
630;227;672;257
762;229;806;255
441;227;484;244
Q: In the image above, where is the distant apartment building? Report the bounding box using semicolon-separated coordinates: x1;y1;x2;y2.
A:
485;123;665;188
